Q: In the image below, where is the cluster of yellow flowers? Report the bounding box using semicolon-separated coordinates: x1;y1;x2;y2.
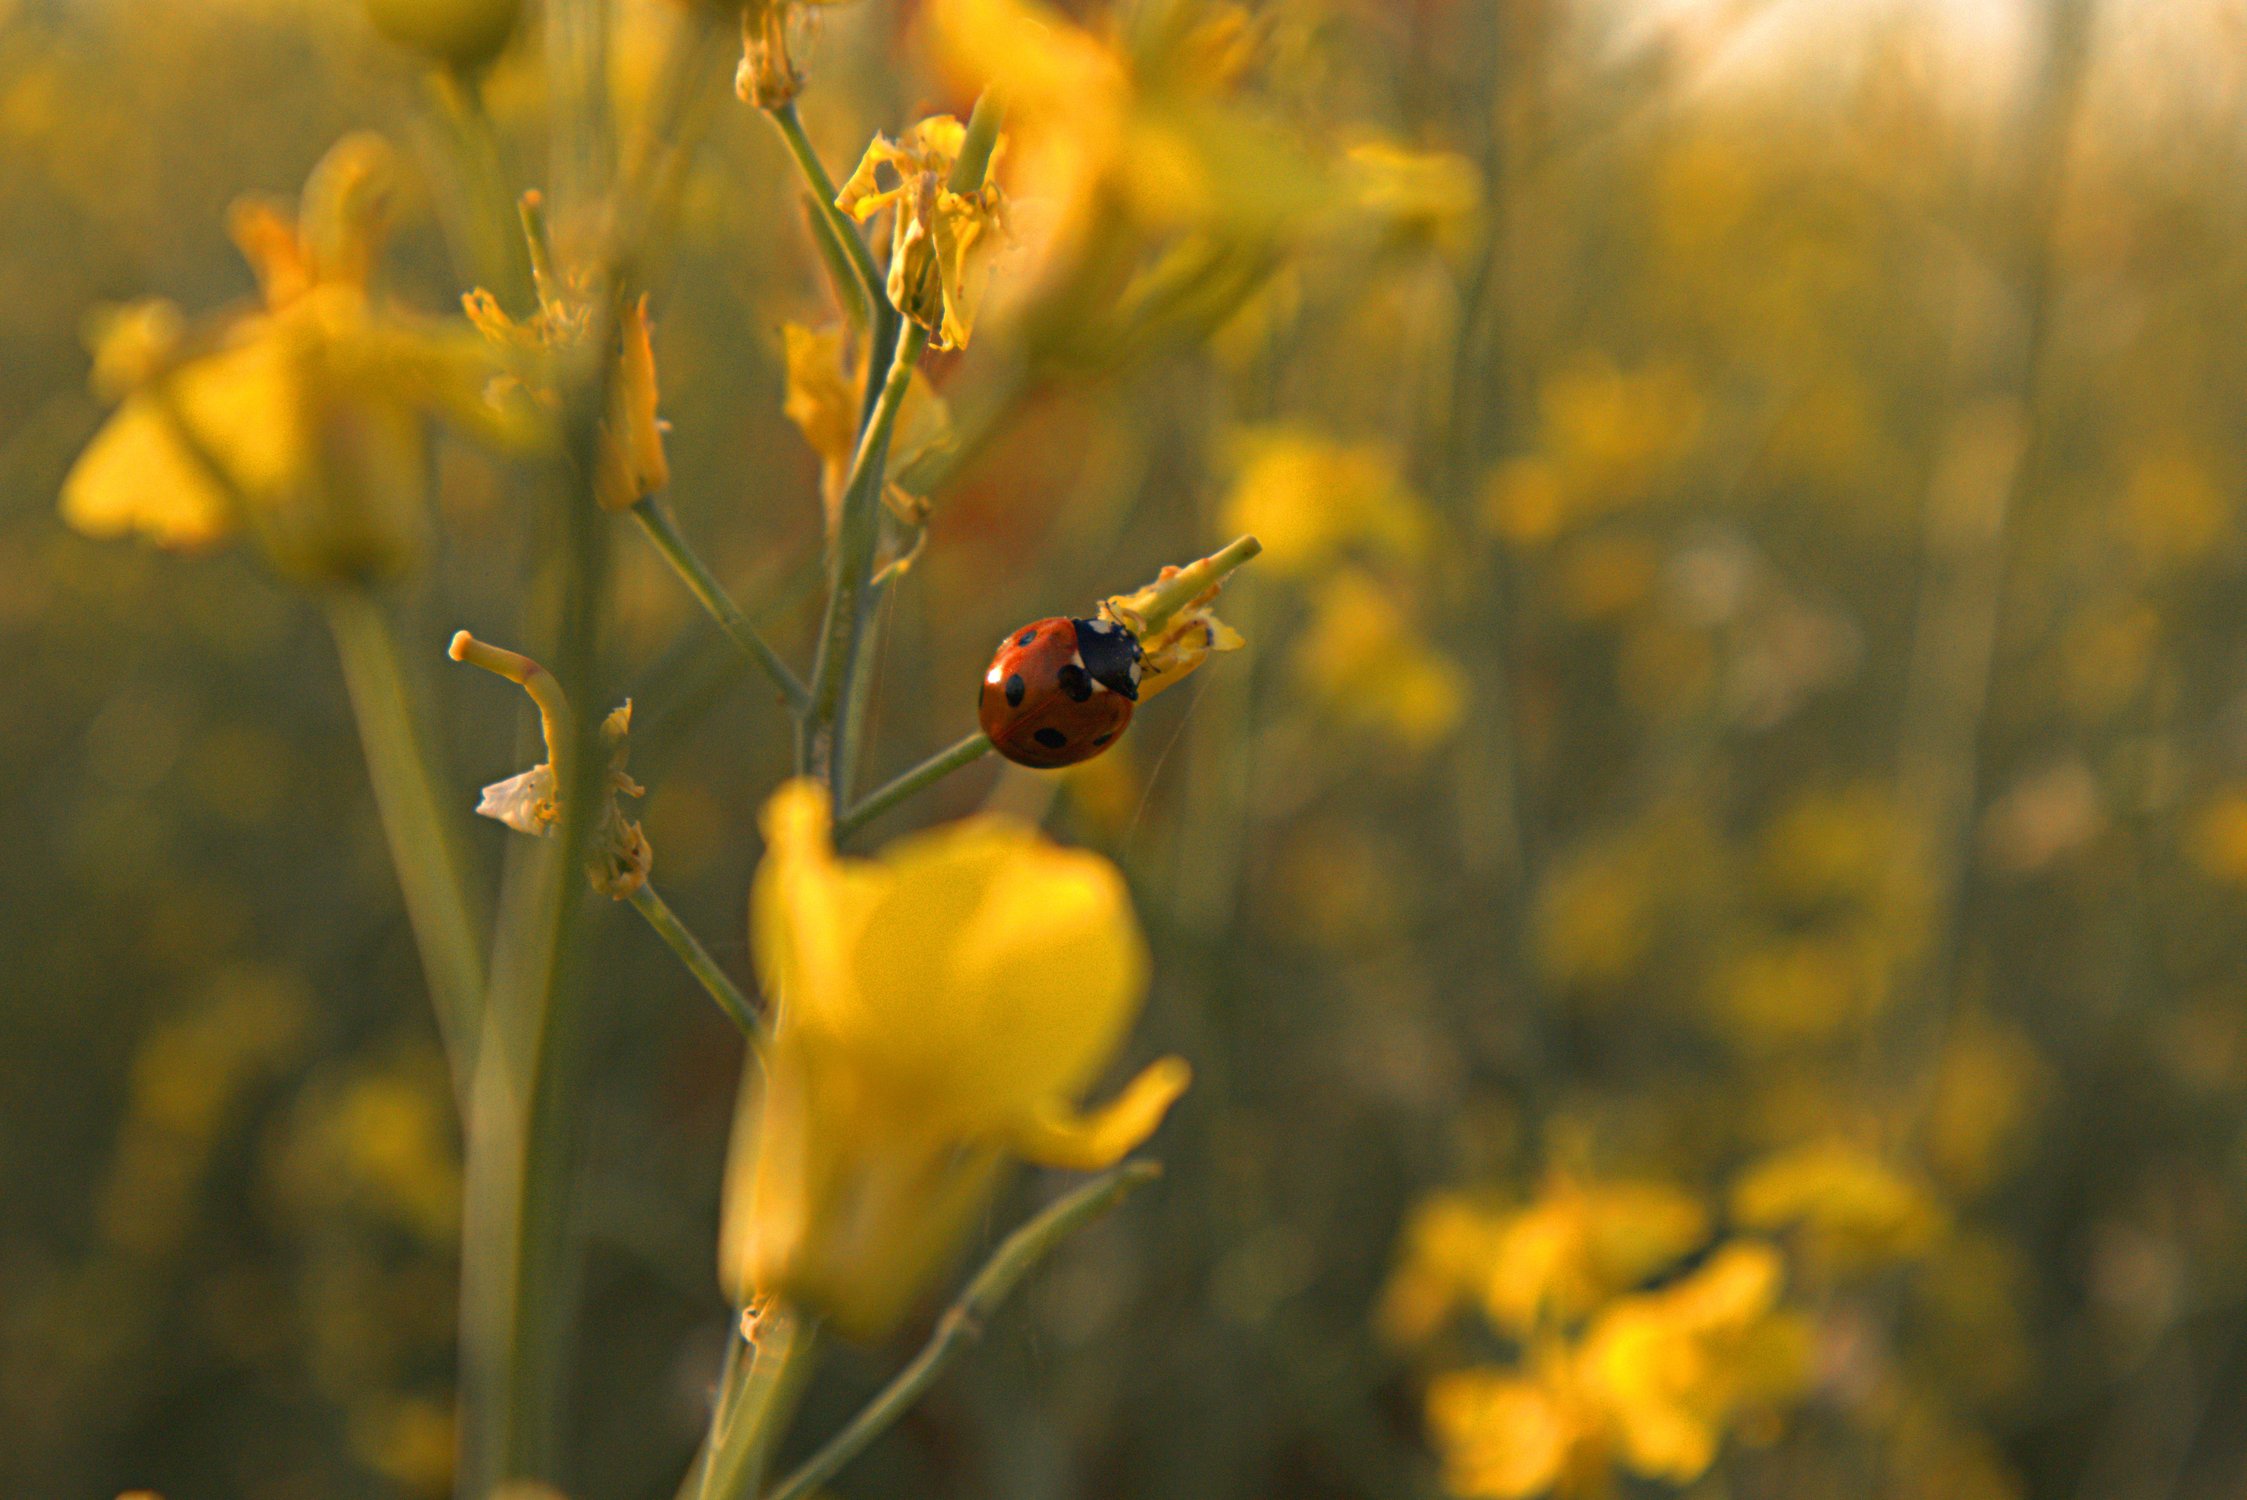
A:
1385;1143;1951;1498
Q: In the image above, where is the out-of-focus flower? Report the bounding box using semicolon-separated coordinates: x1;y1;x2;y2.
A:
1576;1241;1812;1483
1379;1192;1506;1346
720;780;1187;1338
1221;427;1428;575
1291;569;1464;750
1483;1178;1711;1336
1426;1243;1811;1498
363;0;522;71
836;116;1009;350
779;320;953;543
1339;140;1484;255
462;216;669;511
61;134;538;583
1731;1138;1945;1270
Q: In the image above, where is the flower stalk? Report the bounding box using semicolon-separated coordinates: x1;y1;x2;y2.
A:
630;496;809;710
837;731;995;840
627;882;764;1039
764;1163;1162;1500
695;1304;818;1500
801;318;930;785
323;588;488;1102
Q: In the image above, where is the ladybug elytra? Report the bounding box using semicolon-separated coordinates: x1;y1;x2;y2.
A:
979;616;1143;768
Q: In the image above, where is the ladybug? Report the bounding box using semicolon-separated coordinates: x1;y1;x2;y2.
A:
979;615;1143;767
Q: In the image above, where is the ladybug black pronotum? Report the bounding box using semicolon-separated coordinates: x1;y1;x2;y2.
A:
978;616;1144;768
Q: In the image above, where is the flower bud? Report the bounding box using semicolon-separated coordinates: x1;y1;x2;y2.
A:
363;0;522;72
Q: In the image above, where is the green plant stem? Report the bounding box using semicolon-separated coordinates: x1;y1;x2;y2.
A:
697;1305;818;1500
766;101;883;322
630;497;808;711
323;588;487;1104
627;883;763;1039
948;90;1004;195
425;66;533;307
802;320;930;787
837;732;995;840
765;1163;1163;1500
457;296;617;1500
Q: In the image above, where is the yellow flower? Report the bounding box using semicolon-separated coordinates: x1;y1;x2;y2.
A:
462;229;670;512
1577;1241;1812;1484
779;320;953;540
1427;1360;1597;1500
1379;1193;1506;1347
1731;1138;1945;1270
1481;1178;1710;1337
1098;546;1251;702
1291;569;1464;750
836;116;1008;350
1220;427;1428;575
60;133;538;583
720;780;1189;1337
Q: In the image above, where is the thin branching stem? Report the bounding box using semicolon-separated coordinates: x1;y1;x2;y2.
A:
765;1163;1163;1500
630;497;808;711
627;883;763;1040
802;319;930;785
837;732;996;840
766;101;883;322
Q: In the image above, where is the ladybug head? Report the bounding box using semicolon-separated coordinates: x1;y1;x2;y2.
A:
1069;617;1142;701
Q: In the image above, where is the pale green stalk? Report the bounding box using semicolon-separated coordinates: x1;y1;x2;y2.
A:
837;732;995;840
801;319;929;784
766;101;883;322
322;588;487;1104
694;1306;818;1500
629;497;808;711
626;883;763;1039
764;1164;1163;1500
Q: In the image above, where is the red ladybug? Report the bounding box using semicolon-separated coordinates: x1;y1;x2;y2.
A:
979;615;1144;768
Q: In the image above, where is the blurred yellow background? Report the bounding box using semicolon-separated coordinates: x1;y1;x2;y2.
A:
8;0;2247;1497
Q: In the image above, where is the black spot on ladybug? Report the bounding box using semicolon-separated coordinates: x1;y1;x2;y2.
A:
1017;631;1037;647
1033;728;1068;750
1056;663;1093;702
1093;732;1113;745
1003;673;1026;708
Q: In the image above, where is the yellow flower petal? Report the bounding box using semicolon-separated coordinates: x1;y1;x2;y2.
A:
1009;1055;1191;1170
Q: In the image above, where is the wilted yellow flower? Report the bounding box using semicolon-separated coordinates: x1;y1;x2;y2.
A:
721;780;1188;1337
61;134;536;583
836;116;1008;350
779;320;952;540
450;633;653;900
1731;1138;1945;1270
731;0;857;109
1097;540;1255;702
1292;569;1464;750
463;230;669;512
